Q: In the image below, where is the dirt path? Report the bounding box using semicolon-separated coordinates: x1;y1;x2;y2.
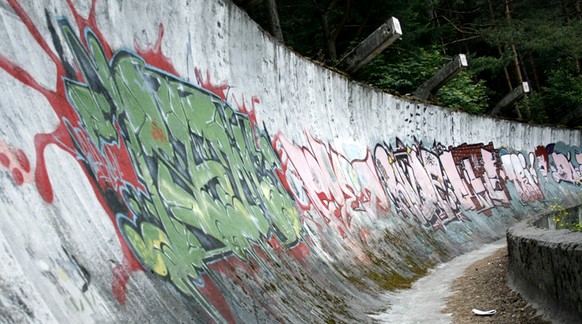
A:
371;240;507;323
443;247;549;323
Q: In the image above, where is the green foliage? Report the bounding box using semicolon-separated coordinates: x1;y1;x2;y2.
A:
436;72;489;114
549;197;582;232
240;0;582;126
516;93;549;124
359;46;490;114
359;47;442;94
470;54;514;75
515;61;582;125
542;63;582;115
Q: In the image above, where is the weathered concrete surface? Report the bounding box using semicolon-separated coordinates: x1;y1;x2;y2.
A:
507;214;582;323
0;0;581;322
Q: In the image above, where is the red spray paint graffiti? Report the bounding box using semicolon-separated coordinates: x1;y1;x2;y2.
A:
3;1;582;323
0;1;294;321
0;139;32;186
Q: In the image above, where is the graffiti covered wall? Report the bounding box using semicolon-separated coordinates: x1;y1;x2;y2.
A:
1;0;581;322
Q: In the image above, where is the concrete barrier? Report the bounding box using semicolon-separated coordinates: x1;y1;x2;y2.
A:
507;211;582;323
1;0;582;322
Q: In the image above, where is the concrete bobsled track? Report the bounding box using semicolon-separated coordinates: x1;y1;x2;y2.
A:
1;0;582;322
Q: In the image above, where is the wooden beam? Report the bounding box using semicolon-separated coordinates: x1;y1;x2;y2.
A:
413;54;468;100
337;17;402;74
490;82;530;116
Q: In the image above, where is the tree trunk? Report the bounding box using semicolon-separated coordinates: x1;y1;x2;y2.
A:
575;0;582;72
503;0;523;84
562;0;571;22
330;0;351;57
352;1;372;41
562;0;581;72
503;0;526;119
320;12;337;60
313;0;339;61
487;0;513;91
529;53;541;90
265;0;284;42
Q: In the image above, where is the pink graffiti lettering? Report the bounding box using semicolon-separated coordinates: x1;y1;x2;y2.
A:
500;152;543;202
274;133;389;239
550;151;580;184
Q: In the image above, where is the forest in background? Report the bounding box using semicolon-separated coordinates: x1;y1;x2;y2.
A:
234;0;582;128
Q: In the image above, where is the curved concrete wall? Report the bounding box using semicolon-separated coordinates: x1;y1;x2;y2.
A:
507;214;582;323
1;0;581;322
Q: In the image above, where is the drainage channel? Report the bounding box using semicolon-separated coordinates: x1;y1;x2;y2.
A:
369;239;507;324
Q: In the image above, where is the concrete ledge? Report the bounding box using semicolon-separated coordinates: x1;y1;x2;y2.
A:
507;214;582;323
